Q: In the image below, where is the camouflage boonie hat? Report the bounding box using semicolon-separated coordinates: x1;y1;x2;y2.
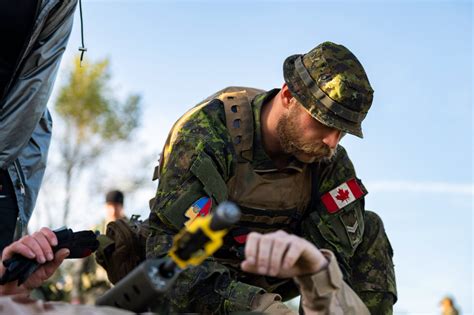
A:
283;41;374;138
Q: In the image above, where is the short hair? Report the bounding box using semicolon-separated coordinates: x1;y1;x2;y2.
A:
105;190;124;205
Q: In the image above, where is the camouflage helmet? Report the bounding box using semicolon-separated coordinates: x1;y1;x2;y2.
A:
283;41;374;138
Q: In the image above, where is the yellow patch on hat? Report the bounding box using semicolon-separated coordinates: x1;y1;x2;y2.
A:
323;74;345;101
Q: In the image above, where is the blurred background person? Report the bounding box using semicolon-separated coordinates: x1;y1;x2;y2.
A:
440;296;460;315
102;190;127;232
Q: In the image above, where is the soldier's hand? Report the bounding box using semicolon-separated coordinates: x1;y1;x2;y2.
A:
0;227;70;294
241;230;328;278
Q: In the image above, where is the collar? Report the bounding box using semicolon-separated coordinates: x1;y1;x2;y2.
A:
251;89;305;173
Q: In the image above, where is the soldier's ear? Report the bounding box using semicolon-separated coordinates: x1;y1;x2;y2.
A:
281;83;293;109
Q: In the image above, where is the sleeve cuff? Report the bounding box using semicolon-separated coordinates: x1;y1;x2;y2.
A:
294;249;343;298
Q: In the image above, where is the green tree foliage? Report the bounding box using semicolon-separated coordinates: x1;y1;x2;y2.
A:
54;57;141;224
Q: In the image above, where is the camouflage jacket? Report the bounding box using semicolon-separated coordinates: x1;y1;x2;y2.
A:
147;88;395;314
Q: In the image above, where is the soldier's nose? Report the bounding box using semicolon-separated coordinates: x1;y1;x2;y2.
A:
322;130;341;149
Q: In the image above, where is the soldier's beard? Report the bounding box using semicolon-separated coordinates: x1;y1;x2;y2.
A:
277;108;336;164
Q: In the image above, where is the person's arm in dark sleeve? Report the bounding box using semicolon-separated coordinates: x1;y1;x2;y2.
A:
0;0;77;169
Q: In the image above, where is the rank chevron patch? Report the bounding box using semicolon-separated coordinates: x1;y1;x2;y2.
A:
346;221;359;234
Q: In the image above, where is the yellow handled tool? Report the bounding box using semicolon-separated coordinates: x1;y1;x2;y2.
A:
169;201;240;269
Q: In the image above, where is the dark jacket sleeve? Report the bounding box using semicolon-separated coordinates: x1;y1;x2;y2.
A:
0;0;77;228
0;0;77;169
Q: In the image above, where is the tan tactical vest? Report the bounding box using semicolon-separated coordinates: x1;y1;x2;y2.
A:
218;87;311;221
213;88;312;288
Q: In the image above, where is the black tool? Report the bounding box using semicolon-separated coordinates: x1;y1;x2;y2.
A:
0;228;98;285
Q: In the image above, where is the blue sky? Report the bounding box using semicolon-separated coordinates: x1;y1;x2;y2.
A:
33;1;472;314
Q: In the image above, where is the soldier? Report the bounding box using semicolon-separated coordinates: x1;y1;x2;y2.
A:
440;296;460;315
94;190;127;235
147;41;397;314
103;190;127;229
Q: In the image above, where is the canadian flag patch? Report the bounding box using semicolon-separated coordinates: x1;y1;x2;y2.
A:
321;178;367;213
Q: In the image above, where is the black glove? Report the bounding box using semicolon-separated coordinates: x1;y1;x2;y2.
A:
0;228;98;285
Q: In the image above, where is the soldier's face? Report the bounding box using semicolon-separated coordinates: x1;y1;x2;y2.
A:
277;99;342;163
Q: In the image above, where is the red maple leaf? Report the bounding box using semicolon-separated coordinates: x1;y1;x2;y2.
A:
335;189;350;202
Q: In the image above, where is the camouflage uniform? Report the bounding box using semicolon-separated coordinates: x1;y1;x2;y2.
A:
147;42;397;314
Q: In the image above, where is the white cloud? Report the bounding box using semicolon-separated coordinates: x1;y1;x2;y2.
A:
365;180;474;195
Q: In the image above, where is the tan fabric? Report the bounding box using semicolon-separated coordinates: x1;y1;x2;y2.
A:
251;293;294;315
220;87;312;217
0;294;134;315
249;250;369;315
219;89;260;162
227;162;312;214
294;249;370;315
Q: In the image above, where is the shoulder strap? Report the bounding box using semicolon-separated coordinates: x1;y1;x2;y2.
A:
151;87;260;181
218;87;264;162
